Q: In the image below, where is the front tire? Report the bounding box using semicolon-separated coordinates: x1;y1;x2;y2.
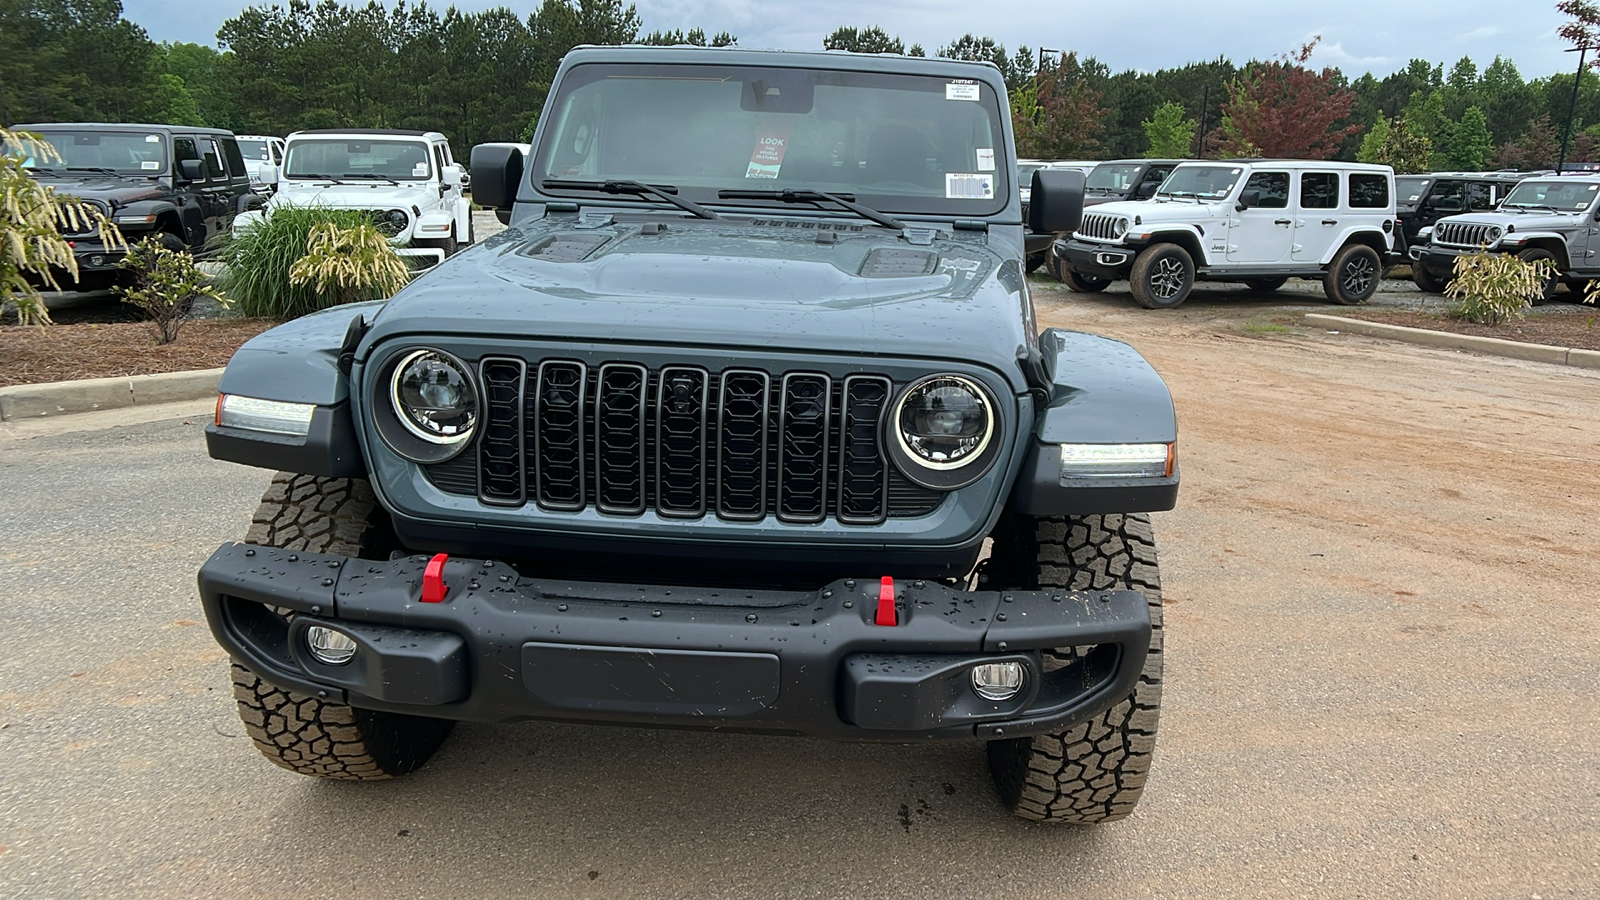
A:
1063;266;1111;293
1412;262;1448;294
1026;250;1046;274
983;513;1164;824
232;473;453;780
1129;244;1194;309
1517;248;1560;305
416;228;459;259
1323;244;1381;305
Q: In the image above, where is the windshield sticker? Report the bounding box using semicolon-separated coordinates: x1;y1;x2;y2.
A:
946;173;994;200
145;135;160;142
412;162;430;177
141;160;159;170
745;125;791;179
975;149;995;172
945;82;980;102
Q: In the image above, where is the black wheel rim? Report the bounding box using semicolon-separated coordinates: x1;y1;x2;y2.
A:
1342;257;1374;296
1150;257;1186;300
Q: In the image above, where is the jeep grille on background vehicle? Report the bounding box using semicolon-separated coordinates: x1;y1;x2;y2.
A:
1077;212;1120;242
55;199;109;238
424;361;945;523
1434;222;1502;249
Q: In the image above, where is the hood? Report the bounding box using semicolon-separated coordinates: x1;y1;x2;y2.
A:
364;213;1033;390
269;181;434;209
25;170;168;205
1079;197;1225;224
1435;209;1581;233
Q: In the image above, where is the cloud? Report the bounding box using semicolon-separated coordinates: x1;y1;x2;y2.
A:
1311;40;1391;69
1457;26;1503;40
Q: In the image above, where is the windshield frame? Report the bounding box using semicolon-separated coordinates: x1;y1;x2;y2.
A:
1500;180;1600;212
8;129;169;176
282;138;436;182
1086;163;1145;193
530;61;1012;218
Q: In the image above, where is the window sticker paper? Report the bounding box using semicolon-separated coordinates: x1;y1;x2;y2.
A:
145;135;161;142
745;125;791;179
975;149;995;171
946;173;994;200
413;162;430;177
945;82;980;102
141;160;160;170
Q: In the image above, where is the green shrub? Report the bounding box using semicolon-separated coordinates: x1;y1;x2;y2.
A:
115;237;230;344
289;221;410;307
1445;250;1558;325
219;206;405;319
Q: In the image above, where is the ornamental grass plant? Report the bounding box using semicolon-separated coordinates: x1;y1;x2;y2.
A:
219;206;408;319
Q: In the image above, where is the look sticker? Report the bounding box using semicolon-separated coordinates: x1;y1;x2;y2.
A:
746;125;791;179
945;82;980;102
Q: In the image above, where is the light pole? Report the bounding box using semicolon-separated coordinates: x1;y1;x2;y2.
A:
1559;44;1592;173
1033;48;1063;126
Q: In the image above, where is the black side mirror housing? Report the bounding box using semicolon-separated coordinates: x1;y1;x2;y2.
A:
1029;168;1085;234
1431;198;1466;213
468;143;524;211
1135;182;1159;200
1235;189;1260;212
178;159;205;182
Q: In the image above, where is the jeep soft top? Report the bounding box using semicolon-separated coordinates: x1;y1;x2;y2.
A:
197;45;1178;825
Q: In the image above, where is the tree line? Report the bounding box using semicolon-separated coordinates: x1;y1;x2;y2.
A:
5;0;1600;173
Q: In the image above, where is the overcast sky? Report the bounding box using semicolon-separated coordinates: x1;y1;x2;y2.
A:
123;0;1580;80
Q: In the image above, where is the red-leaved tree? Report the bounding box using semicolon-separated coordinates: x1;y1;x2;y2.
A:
1013;51;1107;159
1209;38;1363;159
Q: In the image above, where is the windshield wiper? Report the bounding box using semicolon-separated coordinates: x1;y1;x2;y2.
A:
288;173;341;182
717;188;904;231
1158;191;1203;203
542;179;719;219
65;166;122;175
341;173;399;184
1506;204;1561;212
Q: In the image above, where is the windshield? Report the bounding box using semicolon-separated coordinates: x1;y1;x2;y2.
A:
1087;163;1143;192
1396;177;1431;204
1501;180;1600;211
3;129;167;174
1157;164;1243;199
534;63;1008;216
238;139;270;161
283;139;432;181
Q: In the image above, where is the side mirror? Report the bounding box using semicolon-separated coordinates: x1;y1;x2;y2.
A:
178;159;206;182
1028;168;1085;235
442;165;463;188
469;143;524;210
1235;189;1260;212
1431;198;1465;213
259;164;278;186
1136;182;1159;200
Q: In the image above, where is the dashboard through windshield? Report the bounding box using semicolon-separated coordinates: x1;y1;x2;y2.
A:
7;130;167;174
534;63;1010;216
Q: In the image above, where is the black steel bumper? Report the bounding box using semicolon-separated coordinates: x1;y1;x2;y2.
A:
1055;237;1135;280
198;542;1152;742
1414;244;1469;275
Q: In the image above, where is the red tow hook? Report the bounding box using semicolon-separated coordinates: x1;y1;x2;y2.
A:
421;553;450;603
875;576;898;626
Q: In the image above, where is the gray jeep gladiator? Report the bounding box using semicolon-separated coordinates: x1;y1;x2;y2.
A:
197;46;1179;825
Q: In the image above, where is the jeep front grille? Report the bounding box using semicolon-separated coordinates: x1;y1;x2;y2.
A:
435;360;945;523
1076;212;1120;243
55;199;109;238
1434;222;1500;249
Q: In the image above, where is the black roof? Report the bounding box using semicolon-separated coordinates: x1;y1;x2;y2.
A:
13;122;238;136
293;129;433;137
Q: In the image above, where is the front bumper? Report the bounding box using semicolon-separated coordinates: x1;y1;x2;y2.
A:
1055;237;1135;280
1415;243;1476;275
198;542;1152;741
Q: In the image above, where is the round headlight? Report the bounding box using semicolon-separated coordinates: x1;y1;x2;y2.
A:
390;349;477;444
895;375;994;469
1112;217;1130;238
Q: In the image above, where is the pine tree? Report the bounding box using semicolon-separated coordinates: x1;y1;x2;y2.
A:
1141;102;1196;158
1447;107;1492;170
1356;115;1391;163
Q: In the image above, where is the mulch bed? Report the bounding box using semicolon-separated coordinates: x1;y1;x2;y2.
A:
1330;306;1600;352
0;318;279;388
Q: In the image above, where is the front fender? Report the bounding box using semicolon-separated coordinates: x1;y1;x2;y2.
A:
206;301;386;478
1008;328;1179;516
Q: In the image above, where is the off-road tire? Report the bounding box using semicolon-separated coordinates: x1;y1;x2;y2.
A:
1063;266;1111;293
1044;247;1066;281
983;513;1164;824
1517;248;1560;305
1129;244;1194;309
1412;262;1448;294
232;473;453;780
417;228;459;259
1322;244;1381;305
1243;276;1288;293
1026;250;1047;274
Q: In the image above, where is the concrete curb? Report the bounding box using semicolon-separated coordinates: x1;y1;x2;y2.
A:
1303;314;1600;370
0;368;223;421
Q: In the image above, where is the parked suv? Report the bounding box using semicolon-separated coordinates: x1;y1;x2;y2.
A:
1411;173;1600;299
9;122;261;287
235;134;287;196
198;46;1179;825
1055;159;1396;308
1046;159;1182;287
1020;159;1099;271
239;128;474;267
1392;171;1526;267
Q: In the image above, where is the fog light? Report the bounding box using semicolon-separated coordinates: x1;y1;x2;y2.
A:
90;255;104;267
306;625;357;665
971;662;1026;701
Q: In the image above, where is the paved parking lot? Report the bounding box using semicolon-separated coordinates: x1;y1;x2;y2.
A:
2;271;1597;899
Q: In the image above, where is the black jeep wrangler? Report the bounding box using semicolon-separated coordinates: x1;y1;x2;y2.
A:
197;47;1179;824
11;122;261;288
1392;171;1527;267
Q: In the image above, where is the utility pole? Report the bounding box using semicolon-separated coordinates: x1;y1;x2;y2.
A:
1196;84;1211;158
1033;48;1063;126
1559;44;1591;173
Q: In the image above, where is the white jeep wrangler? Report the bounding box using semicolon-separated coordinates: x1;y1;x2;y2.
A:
237;128;473;269
1053;160;1396;308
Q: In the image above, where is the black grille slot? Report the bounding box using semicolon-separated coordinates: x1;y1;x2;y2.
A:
594;363;647;514
717;370;770;520
533;361;587;510
888;470;944;517
478;358;526;505
425;455;478;495
837;376;892;524
655;367;709;517
777;373;832;523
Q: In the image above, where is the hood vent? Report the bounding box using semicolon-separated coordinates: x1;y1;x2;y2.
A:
858;248;938;278
520;233;613;263
748;219;864;232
